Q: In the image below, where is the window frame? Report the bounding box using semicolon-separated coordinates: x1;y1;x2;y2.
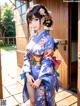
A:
15;0;34;24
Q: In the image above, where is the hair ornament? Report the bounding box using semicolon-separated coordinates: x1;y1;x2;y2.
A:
39;8;46;16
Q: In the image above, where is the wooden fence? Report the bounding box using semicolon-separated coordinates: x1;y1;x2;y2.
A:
0;37;16;45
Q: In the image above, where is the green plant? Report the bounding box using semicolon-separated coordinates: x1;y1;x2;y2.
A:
0;4;15;37
1;45;16;51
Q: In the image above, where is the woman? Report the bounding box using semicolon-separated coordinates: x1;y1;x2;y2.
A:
21;4;59;106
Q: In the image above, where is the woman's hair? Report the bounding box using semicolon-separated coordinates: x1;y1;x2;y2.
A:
26;4;53;27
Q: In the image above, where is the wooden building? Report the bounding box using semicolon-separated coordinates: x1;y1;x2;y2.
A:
14;0;80;105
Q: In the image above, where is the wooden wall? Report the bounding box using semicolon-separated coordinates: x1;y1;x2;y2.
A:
14;2;29;67
78;3;80;106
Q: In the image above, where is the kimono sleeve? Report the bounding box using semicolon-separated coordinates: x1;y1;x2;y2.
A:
38;36;54;80
20;52;31;79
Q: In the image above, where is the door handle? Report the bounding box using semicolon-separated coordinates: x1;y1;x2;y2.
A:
59;40;68;51
59;40;68;45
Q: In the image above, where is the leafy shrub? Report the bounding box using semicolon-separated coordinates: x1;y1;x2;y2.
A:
0;40;4;47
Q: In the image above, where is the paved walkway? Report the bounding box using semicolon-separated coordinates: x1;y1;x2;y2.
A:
1;50;23;106
1;50;77;106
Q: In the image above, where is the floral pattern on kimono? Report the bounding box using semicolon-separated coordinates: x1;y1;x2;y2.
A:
20;30;59;106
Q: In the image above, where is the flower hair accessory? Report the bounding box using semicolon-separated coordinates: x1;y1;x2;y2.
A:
39;8;46;16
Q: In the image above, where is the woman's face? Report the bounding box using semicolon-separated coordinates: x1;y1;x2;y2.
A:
29;16;42;32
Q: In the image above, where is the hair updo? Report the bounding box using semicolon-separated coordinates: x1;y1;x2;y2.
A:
26;4;53;28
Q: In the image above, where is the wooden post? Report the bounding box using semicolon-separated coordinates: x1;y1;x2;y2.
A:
0;49;3;99
8;37;9;45
78;3;80;106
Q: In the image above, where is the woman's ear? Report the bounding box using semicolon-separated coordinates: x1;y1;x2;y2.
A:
40;18;44;29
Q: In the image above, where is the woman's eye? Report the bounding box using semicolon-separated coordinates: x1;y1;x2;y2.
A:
35;18;39;21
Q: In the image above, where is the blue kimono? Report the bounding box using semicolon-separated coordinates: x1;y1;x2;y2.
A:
20;30;59;106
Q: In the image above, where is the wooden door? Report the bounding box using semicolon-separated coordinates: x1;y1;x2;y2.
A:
46;0;69;89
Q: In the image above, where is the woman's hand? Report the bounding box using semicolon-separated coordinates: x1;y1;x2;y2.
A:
26;73;34;86
33;79;41;88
